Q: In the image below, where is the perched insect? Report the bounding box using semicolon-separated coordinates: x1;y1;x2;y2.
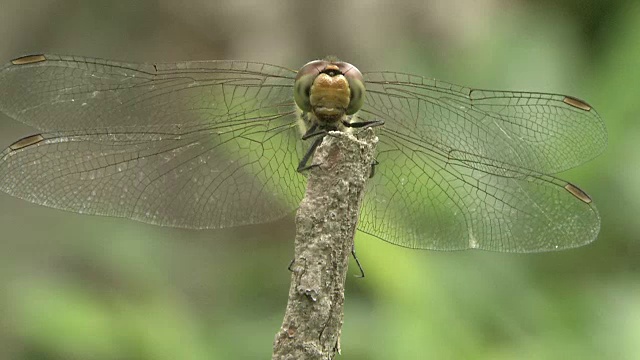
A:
0;54;606;252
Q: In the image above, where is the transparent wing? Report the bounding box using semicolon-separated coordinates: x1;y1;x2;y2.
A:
0;56;605;250
0;55;306;228
361;72;606;175
357;72;604;251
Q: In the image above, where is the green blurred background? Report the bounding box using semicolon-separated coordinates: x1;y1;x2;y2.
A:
0;0;638;359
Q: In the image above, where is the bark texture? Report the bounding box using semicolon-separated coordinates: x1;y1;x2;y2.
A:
272;128;377;360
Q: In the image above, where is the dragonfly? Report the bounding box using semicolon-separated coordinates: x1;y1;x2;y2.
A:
0;54;606;252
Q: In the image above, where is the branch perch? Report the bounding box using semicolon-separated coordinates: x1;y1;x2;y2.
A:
272;128;378;359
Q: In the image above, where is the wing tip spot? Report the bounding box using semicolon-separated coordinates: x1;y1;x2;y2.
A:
564;183;592;204
9;134;45;151
563;96;592;111
11;54;47;65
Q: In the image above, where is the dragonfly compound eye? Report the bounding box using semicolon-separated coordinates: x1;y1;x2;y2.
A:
335;62;365;115
294;60;327;112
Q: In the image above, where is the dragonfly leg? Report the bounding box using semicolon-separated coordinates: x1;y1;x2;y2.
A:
297;135;326;172
301;123;327;140
343;119;385;129
351;245;365;278
289;243;364;278
369;159;380;178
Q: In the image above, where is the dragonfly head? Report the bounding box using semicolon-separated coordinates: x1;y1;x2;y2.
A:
294;59;365;124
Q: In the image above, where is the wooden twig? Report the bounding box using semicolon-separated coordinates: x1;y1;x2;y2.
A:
272;128;378;359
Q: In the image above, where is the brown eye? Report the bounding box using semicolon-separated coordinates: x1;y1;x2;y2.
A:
294;60;327;112
335;62;366;115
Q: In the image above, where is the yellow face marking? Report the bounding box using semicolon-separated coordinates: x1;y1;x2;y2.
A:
309;74;351;122
11;54;47;65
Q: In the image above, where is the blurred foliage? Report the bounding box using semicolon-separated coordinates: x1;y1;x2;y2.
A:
0;0;638;359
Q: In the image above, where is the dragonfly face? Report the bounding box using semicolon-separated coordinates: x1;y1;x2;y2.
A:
0;54;607;252
294;59;365;127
